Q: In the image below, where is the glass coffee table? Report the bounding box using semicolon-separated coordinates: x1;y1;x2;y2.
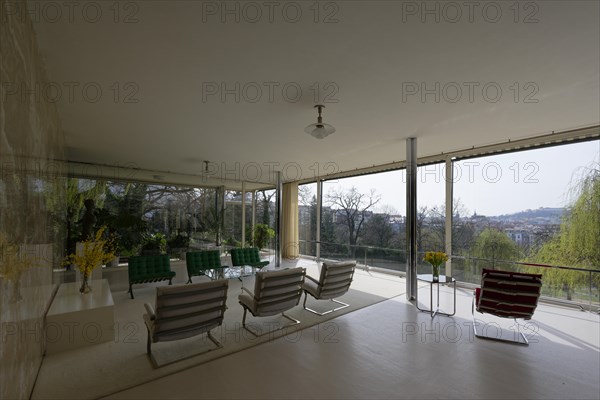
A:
416;274;456;318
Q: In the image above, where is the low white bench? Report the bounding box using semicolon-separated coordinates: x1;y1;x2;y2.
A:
45;279;114;354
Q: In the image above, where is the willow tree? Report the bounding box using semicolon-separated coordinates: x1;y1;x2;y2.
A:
473;228;520;267
526;164;600;300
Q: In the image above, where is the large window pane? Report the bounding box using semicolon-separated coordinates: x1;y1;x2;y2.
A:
322;171;405;271
416;163;447;275
66;180;222;262
254;189;276;250
298;183;317;257
452;140;600;306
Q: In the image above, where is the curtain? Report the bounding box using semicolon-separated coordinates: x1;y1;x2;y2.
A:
282;182;299;259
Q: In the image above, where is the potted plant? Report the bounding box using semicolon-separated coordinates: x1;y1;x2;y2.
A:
251;224;275;251
141;233;167;256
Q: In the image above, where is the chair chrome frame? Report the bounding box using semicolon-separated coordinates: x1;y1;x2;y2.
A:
241;288;301;337
302;261;355;316
471;297;530;346
303;285;350;316
238;268;305;337
145;327;224;368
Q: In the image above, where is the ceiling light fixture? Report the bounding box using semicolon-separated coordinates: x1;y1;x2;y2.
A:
304;104;335;139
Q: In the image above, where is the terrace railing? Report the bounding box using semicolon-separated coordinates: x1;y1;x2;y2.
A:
298;239;600;312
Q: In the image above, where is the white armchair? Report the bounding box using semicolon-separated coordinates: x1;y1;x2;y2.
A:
144;279;229;367
238;267;306;336
302;261;356;315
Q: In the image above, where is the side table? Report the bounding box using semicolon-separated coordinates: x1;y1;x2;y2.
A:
416;274;456;318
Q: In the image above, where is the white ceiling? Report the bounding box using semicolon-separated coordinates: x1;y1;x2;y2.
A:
33;1;600;186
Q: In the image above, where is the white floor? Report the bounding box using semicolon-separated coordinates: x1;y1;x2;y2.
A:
105;280;600;400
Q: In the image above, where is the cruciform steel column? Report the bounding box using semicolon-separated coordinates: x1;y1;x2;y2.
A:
406;138;418;301
445;158;453;277
316;179;322;262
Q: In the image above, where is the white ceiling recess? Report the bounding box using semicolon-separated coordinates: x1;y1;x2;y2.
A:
31;0;599;187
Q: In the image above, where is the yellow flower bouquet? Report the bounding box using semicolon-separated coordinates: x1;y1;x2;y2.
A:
65;227;115;293
423;251;448;281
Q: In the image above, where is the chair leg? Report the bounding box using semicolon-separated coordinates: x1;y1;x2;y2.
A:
303;291;309;309
472;298;529;345
146;330;152;355
242;307;248;327
281;312;301;326
241;308;300;337
187;277;192;284
146;330;223;369
168;278;173;285
129;284;134;299
303;295;350;316
207;331;223;349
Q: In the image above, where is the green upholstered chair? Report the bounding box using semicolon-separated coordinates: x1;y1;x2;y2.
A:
143;279;228;367
128;255;176;299
230;247;269;277
186;250;225;283
238;267;305;336
302;260;356;315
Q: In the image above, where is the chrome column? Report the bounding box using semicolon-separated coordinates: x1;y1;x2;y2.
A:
275;170;282;268
406;138;417;301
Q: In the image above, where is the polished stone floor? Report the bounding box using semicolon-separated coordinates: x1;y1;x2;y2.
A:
104;267;600;400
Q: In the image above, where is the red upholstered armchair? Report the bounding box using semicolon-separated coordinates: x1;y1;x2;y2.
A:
472;268;542;345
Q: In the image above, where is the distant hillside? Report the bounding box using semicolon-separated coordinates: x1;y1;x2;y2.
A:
497;207;566;221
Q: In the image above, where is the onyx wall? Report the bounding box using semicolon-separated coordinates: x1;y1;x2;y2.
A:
0;0;66;397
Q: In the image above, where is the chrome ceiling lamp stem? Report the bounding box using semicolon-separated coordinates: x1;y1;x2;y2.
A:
304;104;336;139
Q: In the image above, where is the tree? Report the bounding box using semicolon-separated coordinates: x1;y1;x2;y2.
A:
362;213;394;248
473;228;520;266
65;179;107;254
96;183;147;255
320;207;337;255
326;187;381;257
257;190;275;226
526;164;600;299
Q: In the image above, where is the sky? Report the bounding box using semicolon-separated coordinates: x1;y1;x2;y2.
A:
313;140;600;216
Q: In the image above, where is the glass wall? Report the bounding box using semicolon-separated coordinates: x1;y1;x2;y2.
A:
66;179;221;261
254;189;276;250
415;163;448;275
223;190;242;247
298;183;318;257
321;170;405;271
452;140;600;305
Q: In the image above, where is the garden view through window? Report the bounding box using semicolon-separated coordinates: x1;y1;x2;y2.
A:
65;139;598;306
